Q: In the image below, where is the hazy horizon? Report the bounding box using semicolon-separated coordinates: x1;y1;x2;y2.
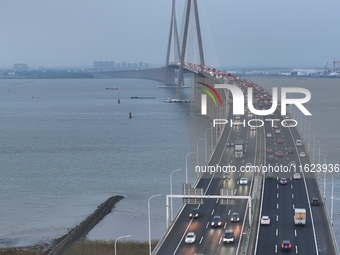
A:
1;0;339;69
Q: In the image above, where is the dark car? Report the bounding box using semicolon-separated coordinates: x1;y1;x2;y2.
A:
231;212;240;222
288;148;294;154
223;173;231;180
277;139;283;144
280;177;288;185
281;240;292;251
189;208;200;218
267;147;273;153
268;155;274;162
211;216;222;227
227;141;234;147
311;198;320;206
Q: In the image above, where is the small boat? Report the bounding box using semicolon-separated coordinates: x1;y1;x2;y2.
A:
131;96;156;99
164;97;190;103
105;86;118;90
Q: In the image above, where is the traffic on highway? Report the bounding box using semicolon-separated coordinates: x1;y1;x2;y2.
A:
154;79;337;255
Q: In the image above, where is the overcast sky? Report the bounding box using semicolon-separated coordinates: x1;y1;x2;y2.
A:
1;0;339;69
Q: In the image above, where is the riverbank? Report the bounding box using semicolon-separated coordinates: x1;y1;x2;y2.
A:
0;240;158;255
1;196;124;255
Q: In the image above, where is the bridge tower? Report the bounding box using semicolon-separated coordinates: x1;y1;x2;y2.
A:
163;0;205;99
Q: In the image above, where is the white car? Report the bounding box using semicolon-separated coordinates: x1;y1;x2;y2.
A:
296;140;302;146
275;129;281;134
240;178;247;184
185;232;196;244
300;152;306;157
289;161;296;167
260;215;270;225
293;173;301;180
266;133;272;138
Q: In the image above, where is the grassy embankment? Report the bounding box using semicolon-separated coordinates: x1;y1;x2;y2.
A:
0;240;158;255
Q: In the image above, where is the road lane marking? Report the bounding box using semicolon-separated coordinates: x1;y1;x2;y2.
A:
275;245;277;253
295;245;298;254
291;184;293;189
276;215;279;221
199;236;203;244
295;229;297;237
277;193;279;198
211;209;214;215
277;203;279;209
293;204;295;209
234;189;237;195
216;198;219;203
219;236;222;245
276;229;278;236
224;222;227;229
228;209;231;215
292;194;294;199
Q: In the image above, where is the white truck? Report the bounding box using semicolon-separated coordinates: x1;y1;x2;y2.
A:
294;208;306;225
234;139;245;158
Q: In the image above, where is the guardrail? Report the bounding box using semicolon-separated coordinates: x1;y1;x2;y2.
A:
289;111;339;255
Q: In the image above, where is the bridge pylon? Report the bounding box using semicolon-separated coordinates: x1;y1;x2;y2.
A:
163;0;205;100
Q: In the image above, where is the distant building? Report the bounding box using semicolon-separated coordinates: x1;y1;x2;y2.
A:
116;63;121;69
133;63;138;69
138;62;143;69
122;62;127;69
144;63;149;68
93;61;115;70
127;63;132;69
14;63;29;71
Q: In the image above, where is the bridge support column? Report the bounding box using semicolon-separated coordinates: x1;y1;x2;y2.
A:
164;67;175;86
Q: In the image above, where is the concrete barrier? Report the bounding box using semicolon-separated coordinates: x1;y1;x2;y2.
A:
45;195;123;255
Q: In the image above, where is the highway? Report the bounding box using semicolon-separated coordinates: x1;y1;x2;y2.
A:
155;107;259;255
254;106;337;254
254;109;317;254
154;79;337;255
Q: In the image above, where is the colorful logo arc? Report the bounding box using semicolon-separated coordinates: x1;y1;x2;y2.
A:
196;82;222;106
197;82;222;115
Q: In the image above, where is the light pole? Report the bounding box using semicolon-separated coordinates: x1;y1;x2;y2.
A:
317;152;327;200
312;139;321;165
215;111;221;142
170;169;181;221
326;172;334;226
185;152;196;184
205;127;213;163
148;194;161;255
196;138;206;167
115;235;131;255
304;120;311;153
310;128;315;163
